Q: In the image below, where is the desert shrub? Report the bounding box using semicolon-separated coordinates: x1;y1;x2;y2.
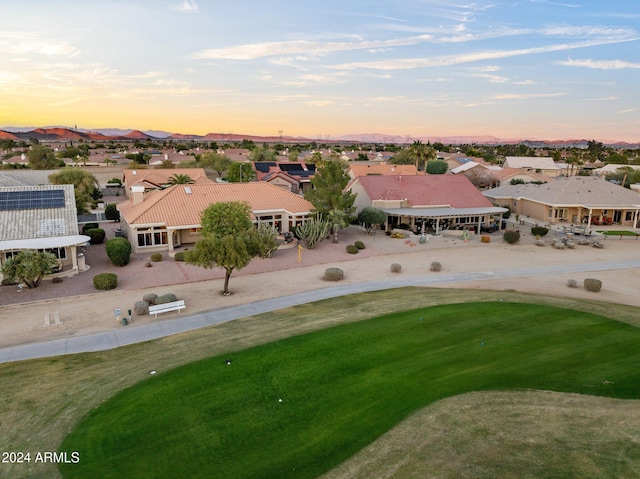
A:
430;261;442;272
105;203;120;221
174;252;185;261
391;232;406;239
134;300;150;315
354;240;365;250
150;253;163;262
155;293;178;304
584;278;602;292
93;273;117;290
106;237;132;266
390;263;402;273
346;244;359;254
82;223;99;233
323;268;344;281
503;229;521;244
531;226;549;237
142;293;158;304
481;235;490;243
567;279;578;288
85;228;106;245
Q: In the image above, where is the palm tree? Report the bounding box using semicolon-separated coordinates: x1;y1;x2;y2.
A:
167;174;194;185
407;140;436;170
326;208;350;243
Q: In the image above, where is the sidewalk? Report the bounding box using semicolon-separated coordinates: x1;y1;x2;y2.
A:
2;257;639;363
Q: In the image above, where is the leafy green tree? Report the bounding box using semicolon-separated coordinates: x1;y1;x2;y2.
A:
27;145;59;169
249;145;277;162
199;151;232;177
1;250;58;288
304;157;356;219
425;160;448;174
105;203;120;221
48;168;99;215
106;238;132;266
0;139;17;153
185;201;270;295
357;206;386;234
226;162;256;183
167;173;194;185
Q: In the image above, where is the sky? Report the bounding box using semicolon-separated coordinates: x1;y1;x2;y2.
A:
0;0;639;142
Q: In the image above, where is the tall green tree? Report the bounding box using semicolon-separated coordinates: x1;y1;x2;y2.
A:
49;168;99;215
184;201;269;295
226;162;256;183
2;250;58;288
27;145;59;169
304;158;356;216
199;150;232;177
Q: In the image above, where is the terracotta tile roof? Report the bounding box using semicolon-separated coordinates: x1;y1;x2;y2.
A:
493;167;552;183
118;182;313;227
353;175;494;208
503;156;560;171
123;168;212;189
349;163;418;178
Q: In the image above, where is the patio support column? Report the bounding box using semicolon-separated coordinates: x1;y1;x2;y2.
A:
587;209;593;229
167;229;175;252
71;246;79;273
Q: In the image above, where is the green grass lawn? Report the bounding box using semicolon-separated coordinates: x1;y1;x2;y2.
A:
59;302;640;479
597;230;640;237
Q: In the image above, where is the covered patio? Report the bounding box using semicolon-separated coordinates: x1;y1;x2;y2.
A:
381;206;508;235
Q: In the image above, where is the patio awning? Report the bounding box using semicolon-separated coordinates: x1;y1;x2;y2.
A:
379;206;508;219
0;235;91;251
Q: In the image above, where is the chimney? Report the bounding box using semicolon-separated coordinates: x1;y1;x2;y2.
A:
131;185;145;206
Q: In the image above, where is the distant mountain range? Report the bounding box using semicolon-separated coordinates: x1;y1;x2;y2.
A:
1;126;638;148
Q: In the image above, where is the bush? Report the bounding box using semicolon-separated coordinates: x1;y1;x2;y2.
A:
354;240;365;250
174;252;185;261
82;223;99;233
503;229;521;244
85;228;106;245
346;244;359;254
150;253;163;262
142;293;158;305
567;279;578;288
106;237;132;266
481;235;491;243
134;300;150;315
531;226;549;237
391;232;406;239
93;273;117;290
390;263;402;273
323;268;344;281
155;293;178;304
430;261;442;272
584;278;602;292
105;203;120;221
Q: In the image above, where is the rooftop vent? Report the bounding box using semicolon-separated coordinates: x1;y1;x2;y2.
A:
184;186;192;194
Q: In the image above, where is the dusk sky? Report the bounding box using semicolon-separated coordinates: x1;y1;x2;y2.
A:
1;0;638;141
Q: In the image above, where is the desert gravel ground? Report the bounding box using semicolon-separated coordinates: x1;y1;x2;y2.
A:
1;223;639;349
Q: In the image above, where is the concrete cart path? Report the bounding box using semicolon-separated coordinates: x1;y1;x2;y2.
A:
1;258;639;364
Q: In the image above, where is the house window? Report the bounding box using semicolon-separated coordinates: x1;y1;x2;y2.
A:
137;227;168;247
626;212;634;221
43;247;67;259
554;209;567;219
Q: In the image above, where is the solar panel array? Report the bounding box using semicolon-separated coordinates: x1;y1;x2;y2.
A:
0;189;66;211
254;162;277;173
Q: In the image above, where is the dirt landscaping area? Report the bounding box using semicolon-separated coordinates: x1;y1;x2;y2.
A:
1;223;639;349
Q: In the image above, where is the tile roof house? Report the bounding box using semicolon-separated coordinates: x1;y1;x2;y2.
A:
491;167;552;186
122;168;213;198
253;162;316;194
117;182;313;253
0;185;90;281
348;175;506;234
348;162;418;178
483;176;640;227
502;156;562;177
0;170;53;187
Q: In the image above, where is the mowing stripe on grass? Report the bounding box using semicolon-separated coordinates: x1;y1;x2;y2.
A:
59;302;640;479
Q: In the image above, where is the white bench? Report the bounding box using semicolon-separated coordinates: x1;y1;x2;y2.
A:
149;300;186;318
